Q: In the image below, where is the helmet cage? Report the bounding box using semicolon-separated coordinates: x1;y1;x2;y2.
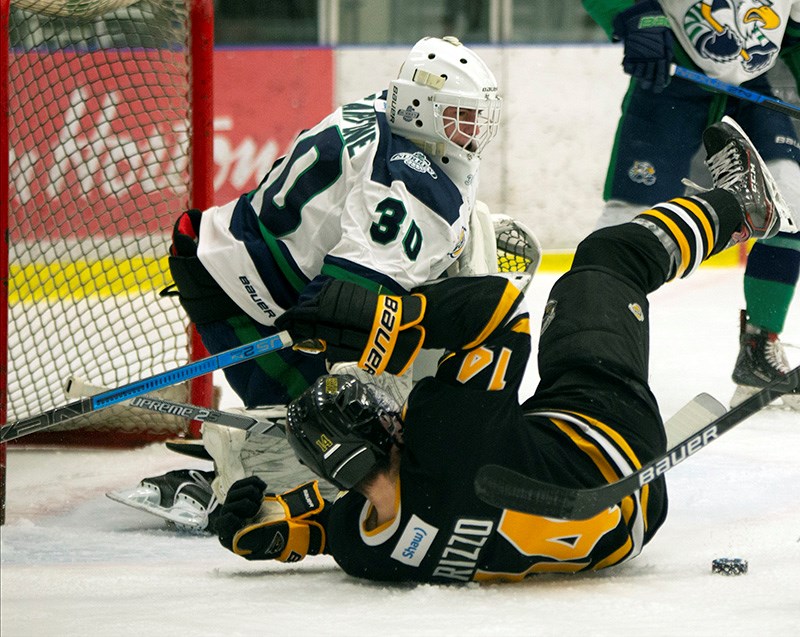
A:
433;94;501;156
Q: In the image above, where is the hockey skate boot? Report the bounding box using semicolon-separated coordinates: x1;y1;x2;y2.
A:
702;116;794;243
731;310;799;411
106;468;220;533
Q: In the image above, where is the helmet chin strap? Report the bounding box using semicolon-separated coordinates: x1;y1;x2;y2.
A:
410;138;446;156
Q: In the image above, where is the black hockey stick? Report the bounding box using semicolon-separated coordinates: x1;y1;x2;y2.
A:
474;365;800;519
0;331;296;443
63;375;285;437
672;65;800;120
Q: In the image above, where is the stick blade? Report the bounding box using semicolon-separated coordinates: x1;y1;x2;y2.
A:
475;464;583;518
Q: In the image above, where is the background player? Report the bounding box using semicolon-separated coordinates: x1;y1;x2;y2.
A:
211;117;796;582
108;36;507;530
583;0;800;409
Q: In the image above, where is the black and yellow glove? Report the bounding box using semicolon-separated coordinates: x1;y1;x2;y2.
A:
276;279;426;376
217;476;328;563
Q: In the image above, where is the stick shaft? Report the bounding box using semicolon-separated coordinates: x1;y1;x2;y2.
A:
475;366;799;518
672;65;800;120
1;331;293;442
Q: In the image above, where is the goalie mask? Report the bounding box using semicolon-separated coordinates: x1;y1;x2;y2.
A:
387;36;501;184
286;375;400;491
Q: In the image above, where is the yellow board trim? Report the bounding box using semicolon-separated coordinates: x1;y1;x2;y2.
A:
9;256;171;304
8;241;752;306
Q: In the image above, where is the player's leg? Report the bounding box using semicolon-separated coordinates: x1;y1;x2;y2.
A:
595;79;711;229
524;116;791;536
732;233;800;409
728;99;800;408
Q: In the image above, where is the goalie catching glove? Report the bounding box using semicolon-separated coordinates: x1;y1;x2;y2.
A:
276;279;426;376
216;476;329;563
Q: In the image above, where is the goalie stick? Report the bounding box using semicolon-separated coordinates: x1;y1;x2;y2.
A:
672;65;800;120
63;375;285;438
474;365;800;519
0;331;296;443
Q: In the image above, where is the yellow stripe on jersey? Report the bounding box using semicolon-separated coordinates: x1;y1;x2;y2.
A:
550;417;638;526
594;535;634;570
639;208;692;278
567;411;651;531
550;418;625;484
462;281;521;350
673;197;714;257
511;317;530;334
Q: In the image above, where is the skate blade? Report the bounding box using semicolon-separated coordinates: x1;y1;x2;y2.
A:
106;486;209;531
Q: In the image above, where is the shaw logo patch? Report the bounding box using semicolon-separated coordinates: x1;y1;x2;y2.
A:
390;514;438;567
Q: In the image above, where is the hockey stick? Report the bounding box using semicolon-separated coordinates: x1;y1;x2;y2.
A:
63;375;285;438
671;65;800;120
474;365;800;519
0;331;295;443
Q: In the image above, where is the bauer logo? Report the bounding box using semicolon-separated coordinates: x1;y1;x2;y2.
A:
390;514;439;567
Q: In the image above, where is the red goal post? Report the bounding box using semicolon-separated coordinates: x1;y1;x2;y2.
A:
1;0;215;522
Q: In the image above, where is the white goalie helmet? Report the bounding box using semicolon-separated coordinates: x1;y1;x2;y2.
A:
387;36;501;184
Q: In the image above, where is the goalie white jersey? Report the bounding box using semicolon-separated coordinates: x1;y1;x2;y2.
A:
196;93;478;325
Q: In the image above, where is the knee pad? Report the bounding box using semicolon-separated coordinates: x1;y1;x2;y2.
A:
538;267;650;386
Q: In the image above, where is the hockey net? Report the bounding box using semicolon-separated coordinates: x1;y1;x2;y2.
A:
2;0;214;447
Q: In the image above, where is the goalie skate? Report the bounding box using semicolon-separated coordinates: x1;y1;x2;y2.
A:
106;469;219;533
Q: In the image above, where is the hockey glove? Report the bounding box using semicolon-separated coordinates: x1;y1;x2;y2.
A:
612;0;674;92
276;279;426;376
217;476;328;563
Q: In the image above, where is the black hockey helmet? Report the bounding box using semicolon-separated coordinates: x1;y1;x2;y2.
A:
285;375;396;490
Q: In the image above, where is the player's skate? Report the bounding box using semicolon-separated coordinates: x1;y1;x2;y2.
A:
106;468;219;533
702;116;796;242
730;310;799;410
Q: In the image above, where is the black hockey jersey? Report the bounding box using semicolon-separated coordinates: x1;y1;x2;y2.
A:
324;275;668;583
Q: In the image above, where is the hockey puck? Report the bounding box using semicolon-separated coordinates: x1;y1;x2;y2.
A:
711;558;748;575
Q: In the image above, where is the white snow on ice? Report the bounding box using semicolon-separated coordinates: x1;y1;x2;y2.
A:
2;267;799;637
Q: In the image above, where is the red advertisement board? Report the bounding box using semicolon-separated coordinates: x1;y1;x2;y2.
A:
212;48;333;204
8;47;333;240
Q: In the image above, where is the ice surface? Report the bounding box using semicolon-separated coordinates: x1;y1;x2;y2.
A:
2;268;799;637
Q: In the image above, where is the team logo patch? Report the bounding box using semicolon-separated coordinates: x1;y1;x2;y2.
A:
541;299;557;335
390;151;438;179
397;105;419;122
628;160;656;186
397;106;419;122
628;302;644;322
390;514;439;567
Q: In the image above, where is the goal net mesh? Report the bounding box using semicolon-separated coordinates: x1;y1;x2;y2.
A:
6;0;204;438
